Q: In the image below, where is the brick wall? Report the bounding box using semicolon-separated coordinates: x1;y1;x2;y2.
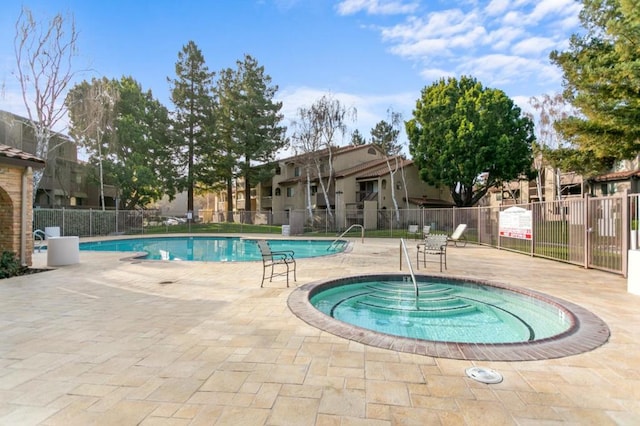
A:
0;165;34;266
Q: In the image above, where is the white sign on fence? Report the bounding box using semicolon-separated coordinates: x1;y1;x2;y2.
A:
499;206;532;240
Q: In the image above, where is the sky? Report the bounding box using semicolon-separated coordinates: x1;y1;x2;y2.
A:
0;0;583;156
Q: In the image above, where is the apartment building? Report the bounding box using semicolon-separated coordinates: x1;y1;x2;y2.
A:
0;110;112;208
252;144;454;227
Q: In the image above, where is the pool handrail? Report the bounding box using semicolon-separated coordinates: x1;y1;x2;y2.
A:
399;238;419;297
33;229;46;253
328;224;364;250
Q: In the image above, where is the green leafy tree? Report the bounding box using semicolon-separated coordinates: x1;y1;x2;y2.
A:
66;77;119;210
168;41;215;220
67;77;176;209
406;76;534;207
110;77;176;209
231;54;287;223
550;0;640;161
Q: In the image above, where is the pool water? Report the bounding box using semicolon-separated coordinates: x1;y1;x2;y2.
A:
310;277;573;344
80;237;345;261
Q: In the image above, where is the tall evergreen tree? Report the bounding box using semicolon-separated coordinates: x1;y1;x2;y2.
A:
370;113;402;156
350;129;367;146
168;41;215;220
550;0;640;161
211;67;239;222
232;54;287;222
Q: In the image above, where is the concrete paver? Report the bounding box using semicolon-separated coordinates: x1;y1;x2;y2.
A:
0;237;638;425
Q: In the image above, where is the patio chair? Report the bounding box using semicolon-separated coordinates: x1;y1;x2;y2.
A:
407;224;420;239
448;224;468;247
422;225;431;238
416;234;448;272
257;239;296;287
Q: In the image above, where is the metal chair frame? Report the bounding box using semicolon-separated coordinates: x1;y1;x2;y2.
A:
257;240;296;287
416;234;448;272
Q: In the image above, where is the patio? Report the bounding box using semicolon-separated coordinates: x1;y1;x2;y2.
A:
0;237;638;425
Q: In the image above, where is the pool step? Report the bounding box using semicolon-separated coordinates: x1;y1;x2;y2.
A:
355;295;478;317
355;300;479;317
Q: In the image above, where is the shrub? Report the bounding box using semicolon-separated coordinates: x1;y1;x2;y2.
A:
0;251;27;279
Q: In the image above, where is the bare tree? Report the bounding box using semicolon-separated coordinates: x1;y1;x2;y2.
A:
312;95;356;222
14;6;78;201
371;109;405;224
528;93;576;201
290;108;320;224
66;78;119;210
290;95;355;224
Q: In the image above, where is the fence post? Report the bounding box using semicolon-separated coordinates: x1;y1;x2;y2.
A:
583;194;589;269
530;202;534;257
622;190;629;278
477;207;481;245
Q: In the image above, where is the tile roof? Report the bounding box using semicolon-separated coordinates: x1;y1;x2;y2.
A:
335;156;414;179
589;169;640;182
0;144;46;167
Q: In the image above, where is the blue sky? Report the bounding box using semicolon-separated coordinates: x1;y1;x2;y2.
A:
0;0;582;153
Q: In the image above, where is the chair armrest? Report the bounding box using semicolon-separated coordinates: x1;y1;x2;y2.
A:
271;249;295;259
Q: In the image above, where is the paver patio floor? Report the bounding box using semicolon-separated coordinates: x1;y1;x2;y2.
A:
0;236;638;425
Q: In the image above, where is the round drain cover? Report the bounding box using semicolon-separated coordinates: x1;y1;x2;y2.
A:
465;367;503;384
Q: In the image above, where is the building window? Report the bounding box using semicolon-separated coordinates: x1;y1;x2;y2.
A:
275;187;281;196
275;166;281;175
286;187;294;197
294;166;301;177
311;185;317;195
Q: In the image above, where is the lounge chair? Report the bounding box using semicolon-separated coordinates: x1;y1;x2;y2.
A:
416;234;448;272
257;239;296;287
449;224;468;247
407;224;420;239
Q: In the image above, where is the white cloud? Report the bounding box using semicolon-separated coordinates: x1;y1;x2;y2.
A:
511;36;558;56
501;0;581;26
389;38;451;58
354;1;582;99
336;0;419;16
484;26;524;51
457;53;562;89
484;0;510;16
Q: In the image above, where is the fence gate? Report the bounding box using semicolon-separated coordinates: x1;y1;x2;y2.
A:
587;196;626;274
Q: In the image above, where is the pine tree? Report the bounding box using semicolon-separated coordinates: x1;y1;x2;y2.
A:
168;41;215;220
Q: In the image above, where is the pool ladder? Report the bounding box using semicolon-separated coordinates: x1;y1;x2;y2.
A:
399;238;419;298
328;224;364;251
34;229;46;253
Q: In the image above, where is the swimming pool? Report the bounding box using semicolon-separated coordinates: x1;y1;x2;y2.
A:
288;273;610;361
80;236;346;261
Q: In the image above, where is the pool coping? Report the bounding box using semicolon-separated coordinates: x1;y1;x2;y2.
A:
287;272;611;361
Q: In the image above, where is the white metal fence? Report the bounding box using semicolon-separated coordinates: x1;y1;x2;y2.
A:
33;193;638;276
